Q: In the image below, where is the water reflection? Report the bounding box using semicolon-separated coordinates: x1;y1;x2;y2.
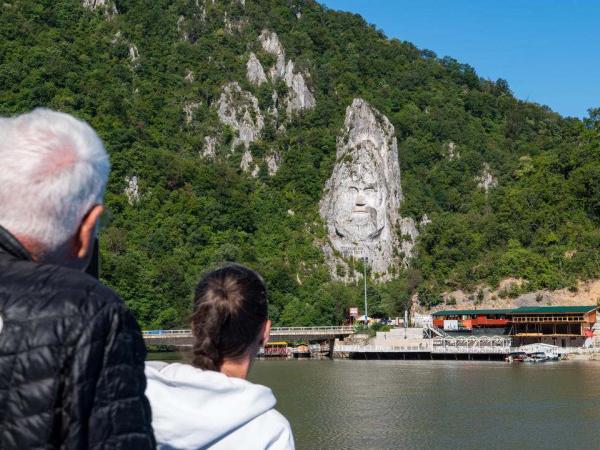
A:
249;360;600;450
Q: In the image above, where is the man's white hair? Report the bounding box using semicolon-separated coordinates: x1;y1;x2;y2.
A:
0;108;110;251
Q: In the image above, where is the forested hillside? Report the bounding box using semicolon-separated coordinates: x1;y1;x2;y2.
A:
1;0;599;328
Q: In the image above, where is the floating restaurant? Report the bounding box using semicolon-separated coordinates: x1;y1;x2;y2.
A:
432;305;598;347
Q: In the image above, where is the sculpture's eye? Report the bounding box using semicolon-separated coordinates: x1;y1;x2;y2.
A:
349;186;358;193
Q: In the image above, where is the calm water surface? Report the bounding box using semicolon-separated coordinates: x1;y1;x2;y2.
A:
247;360;600;450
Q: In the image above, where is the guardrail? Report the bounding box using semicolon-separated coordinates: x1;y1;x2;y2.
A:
142;330;191;338
271;326;354;332
431;336;512;354
142;326;355;339
335;344;430;353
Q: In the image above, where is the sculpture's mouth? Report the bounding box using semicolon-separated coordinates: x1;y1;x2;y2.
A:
352;206;369;214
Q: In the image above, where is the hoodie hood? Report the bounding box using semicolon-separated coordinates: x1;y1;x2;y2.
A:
145;362;277;450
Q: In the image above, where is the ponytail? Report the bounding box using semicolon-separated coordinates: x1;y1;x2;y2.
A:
191;264;268;371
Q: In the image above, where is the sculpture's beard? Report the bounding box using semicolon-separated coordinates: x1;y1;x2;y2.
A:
334;206;384;241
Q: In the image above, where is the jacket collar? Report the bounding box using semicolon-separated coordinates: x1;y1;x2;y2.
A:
0;224;33;261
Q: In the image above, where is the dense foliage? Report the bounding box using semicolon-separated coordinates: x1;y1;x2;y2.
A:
1;0;599;328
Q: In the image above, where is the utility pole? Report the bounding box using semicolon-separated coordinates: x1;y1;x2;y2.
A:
363;255;368;327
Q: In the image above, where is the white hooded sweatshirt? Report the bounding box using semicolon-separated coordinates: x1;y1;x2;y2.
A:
145;362;295;450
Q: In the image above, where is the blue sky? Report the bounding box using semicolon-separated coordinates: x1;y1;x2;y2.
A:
320;0;599;118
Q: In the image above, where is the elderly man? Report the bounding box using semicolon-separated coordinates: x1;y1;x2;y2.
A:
0;109;155;449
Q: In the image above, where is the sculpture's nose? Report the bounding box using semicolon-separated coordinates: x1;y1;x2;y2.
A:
355;192;366;206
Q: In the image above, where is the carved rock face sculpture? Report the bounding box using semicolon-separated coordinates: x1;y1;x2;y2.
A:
320;98;407;279
331;144;387;242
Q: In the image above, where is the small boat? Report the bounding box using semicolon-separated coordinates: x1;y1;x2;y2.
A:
506;352;527;363
523;352;550;363
292;344;311;358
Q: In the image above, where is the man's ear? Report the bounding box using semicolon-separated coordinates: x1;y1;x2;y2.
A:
261;320;272;347
75;205;104;258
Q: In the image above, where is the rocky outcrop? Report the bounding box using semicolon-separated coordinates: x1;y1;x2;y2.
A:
259;30;286;79
283;60;316;114
202;136;217;158
224;12;246;34
177;16;189;41
240;150;253;171
257;29;315;116
445;141;459;160
266;152;281;176
399;218;419;262
82;0;117;15
128;44;140;69
476;163;497;192
320;98;412;281
110;32;139;69
184;69;194;83
246;53;267;86
124;175;140;205
239;150;259;176
183;102;200;125
216;82;264;150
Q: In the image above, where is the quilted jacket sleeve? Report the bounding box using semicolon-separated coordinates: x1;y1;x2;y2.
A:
63;298;156;450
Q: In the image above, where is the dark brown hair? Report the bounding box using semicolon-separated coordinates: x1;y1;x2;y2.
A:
191;264;268;371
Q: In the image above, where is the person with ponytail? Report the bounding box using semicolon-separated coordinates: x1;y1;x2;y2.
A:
145;264;295;450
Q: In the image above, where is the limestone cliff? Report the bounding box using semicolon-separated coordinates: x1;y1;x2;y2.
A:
320;98;416;281
476;163;497;192
283;60;316;114
216;81;264;151
124;175;140;205
258;29;315;116
246;53;267;86
82;0;117;15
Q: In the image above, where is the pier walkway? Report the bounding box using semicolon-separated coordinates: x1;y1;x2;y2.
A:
335;335;512;359
143;326;355;346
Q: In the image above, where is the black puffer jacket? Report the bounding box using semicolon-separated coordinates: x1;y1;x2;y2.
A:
0;227;155;449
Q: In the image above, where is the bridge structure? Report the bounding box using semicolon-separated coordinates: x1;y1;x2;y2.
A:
142;326;355;348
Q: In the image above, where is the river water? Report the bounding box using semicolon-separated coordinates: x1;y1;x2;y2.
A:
147;354;600;449
248;359;600;450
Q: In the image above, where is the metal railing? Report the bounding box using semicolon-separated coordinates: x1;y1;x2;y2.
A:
270;326;354;335
424;324;450;338
511;316;584;323
335;344;431;353
143;326;354;339
142;329;191;338
431;336;512;354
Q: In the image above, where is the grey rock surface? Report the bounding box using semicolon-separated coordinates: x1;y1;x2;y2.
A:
202;136;217;158
216;82;264;150
445;141;459;160
184;69;195;83
124;175;140;205
283;60;316;114
82;0;117;15
246;53;267;86
258;29;315;116
177;16;189;41
320;98;411;280
240;149;254;172
128;44;140;69
183;102;200;125
399;217;418;262
476;163;497;192
266;152;281;176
